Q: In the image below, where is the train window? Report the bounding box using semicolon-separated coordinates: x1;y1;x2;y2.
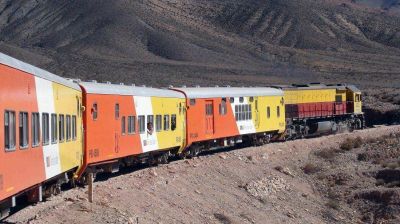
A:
128;116;136;134
51;114;57;144
249;97;254;102
335;95;342;103
171;114;177;131
277;106;280;118
59;115;65;142
42;113;50;145
138;115;145;134
190;99;196;106
156;115;162;132
230;97;234;103
115;104;120;120
32;113;40;147
92;103;98;120
164;115;170;131
355;94;361;102
147;115;154;133
121;116;126;135
267;107;271;118
4;110;16;151
72;115;77;140
249;105;252;120
66;115;71;141
239;97;244;103
235;105;238;121
206;104;213;115
19;112;29;149
219;99;227;115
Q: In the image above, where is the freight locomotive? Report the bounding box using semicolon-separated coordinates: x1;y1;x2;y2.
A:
0;53;364;218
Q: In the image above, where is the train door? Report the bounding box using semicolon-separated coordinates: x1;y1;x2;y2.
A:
254;97;260;128
205;100;214;134
114;102;120;154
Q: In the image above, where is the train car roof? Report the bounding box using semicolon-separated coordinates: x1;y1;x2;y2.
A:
79;81;185;98
171;87;283;98
272;83;360;92
0;52;81;91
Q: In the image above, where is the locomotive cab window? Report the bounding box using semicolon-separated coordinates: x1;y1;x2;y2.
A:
4;110;16;151
51;114;57;144
42;113;50;145
355;94;361;102
171;114;177;131
335;95;342;103
19;112;29;149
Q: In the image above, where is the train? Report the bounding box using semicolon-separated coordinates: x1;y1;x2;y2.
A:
0;53;364;218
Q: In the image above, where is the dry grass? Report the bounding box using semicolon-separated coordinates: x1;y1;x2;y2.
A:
303;163;321;174
340;137;363;151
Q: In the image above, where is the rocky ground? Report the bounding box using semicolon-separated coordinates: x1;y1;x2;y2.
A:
3;125;400;224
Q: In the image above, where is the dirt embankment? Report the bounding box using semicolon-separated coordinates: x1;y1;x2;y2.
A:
3;125;400;224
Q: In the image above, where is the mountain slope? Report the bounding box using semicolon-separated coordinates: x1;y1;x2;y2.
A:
0;0;399;88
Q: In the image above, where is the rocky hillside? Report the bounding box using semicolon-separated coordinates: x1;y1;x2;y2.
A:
0;0;399;88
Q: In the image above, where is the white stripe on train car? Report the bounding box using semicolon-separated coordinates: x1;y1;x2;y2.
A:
35;77;62;179
133;96;159;153
230;97;256;135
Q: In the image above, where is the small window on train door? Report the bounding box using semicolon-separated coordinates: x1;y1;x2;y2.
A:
92;103;98;120
239;97;244;103
72;115;77;140
138;115;145;134
66;115;71;141
219;98;227;115
156;115;162;132
171;114;177;131
19;112;29;149
267;107;271;119
277;106;281;118
42;113;50;145
164;115;170;131
59;114;65;143
4;110;16;151
115;103;120;120
121;116;126;135
190;99;196;106
230;97;234;103
51;114;58;144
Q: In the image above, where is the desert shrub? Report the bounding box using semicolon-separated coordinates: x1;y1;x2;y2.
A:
340;137;363;151
274;166;283;172
214;213;232;224
376;179;385;186
315;148;339;161
303;163;321;174
357;153;368;161
326;199;340;210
